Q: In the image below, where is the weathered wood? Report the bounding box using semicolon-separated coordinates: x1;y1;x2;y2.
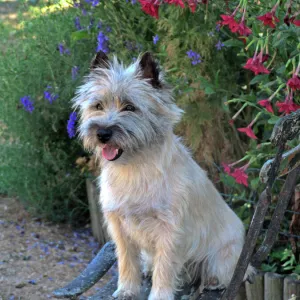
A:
234;283;246;300
53;241;116;298
270;110;300;146
86;178;108;245
260;144;300;183
245;272;264;300
222;111;296;300
252;166;300;267
283;275;300;300
264;272;284;300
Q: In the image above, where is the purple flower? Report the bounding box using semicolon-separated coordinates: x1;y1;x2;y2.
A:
96;31;109;53
215;40;225;50
44;86;58;104
92;0;100;6
126;0;137;3
208;31;214;36
153;34;159;45
28;279;37;285
20;96;34;113
215;23;221;31
67;112;77;138
74;17;81;30
73;1;80;8
58;44;71;55
72;66;79;80
82;8;87;16
97;21;103;29
186;50;202;65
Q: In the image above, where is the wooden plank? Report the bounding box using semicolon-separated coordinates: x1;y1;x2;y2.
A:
264;272;284;300
235;283;246;300
284;276;300;300
86;178;108;246
245;272;264;300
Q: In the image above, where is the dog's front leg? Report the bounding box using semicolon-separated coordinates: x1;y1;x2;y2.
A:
106;212;141;299
148;228;182;300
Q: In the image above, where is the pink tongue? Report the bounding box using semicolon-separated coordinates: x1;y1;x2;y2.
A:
102;145;119;161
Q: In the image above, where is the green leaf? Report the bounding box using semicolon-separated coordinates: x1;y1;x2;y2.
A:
250;74;269;85
71;30;90;42
268;115;280;124
223;39;244;48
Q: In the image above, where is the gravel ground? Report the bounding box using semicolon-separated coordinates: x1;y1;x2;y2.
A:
0;197;114;300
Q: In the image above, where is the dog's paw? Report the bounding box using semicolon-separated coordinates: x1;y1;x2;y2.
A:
148;288;174;300
112;285;140;300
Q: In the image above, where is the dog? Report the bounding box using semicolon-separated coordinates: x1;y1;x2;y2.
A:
73;51;254;300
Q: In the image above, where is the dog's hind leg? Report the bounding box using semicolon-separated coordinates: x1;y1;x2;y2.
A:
204;241;255;290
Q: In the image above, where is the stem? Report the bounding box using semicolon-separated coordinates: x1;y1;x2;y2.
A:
269;83;285;100
232;103;247;120
249;112;262;127
229;155;250;167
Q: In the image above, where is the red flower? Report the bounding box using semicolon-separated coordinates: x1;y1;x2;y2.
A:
287;76;300;91
220;14;239;33
258;99;274;113
229;119;234;126
237;126;258;139
237;20;252;36
165;0;185;8
187;0;197;12
257;12;280;28
276;101;300;115
222;163;232;175
243;56;270;75
139;0;160;18
231;167;248;187
292;19;300;26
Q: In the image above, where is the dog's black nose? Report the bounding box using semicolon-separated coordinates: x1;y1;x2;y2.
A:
97;128;112;143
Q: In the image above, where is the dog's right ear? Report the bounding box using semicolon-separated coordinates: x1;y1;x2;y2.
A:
90;51;110;70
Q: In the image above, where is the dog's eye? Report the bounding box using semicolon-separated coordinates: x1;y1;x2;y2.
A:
123;104;135;112
96;103;103;110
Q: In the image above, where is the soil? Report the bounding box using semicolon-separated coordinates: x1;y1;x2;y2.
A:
0;197;113;300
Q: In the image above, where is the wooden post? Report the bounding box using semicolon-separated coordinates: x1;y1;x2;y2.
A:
264;272;284;300
86;178;108;246
235;283;246;300
284;276;300;300
245;272;264;300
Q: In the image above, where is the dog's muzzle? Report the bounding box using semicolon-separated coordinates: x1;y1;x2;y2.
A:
97;128;123;161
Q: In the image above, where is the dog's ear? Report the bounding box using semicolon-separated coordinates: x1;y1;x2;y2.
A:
90;51;110;70
139;52;161;88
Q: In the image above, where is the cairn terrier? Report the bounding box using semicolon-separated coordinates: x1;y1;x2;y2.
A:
73;51;254;300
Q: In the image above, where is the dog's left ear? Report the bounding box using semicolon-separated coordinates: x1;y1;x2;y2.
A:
139;52;161;88
90;51;110;70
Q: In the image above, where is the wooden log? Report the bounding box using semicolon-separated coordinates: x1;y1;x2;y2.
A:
86;178;109;245
284;276;300;300
245;272;264;300
264;272;284;300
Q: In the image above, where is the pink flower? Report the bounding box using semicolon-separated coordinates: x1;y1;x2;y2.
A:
257;12;280;28
139;0;160;18
258;99;274;113
187;0;197;12
222;163;232;175
276;91;300;115
276;101;300;115
243;55;270;75
237;20;252;36
231;167;248;187
220;15;239;33
287;76;300;91
292;19;300;26
165;0;185;8
237;126;258;140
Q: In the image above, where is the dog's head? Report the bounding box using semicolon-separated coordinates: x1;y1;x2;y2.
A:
73;51;182;163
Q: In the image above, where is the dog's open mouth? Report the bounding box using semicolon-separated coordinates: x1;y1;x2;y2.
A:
102;145;123;161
